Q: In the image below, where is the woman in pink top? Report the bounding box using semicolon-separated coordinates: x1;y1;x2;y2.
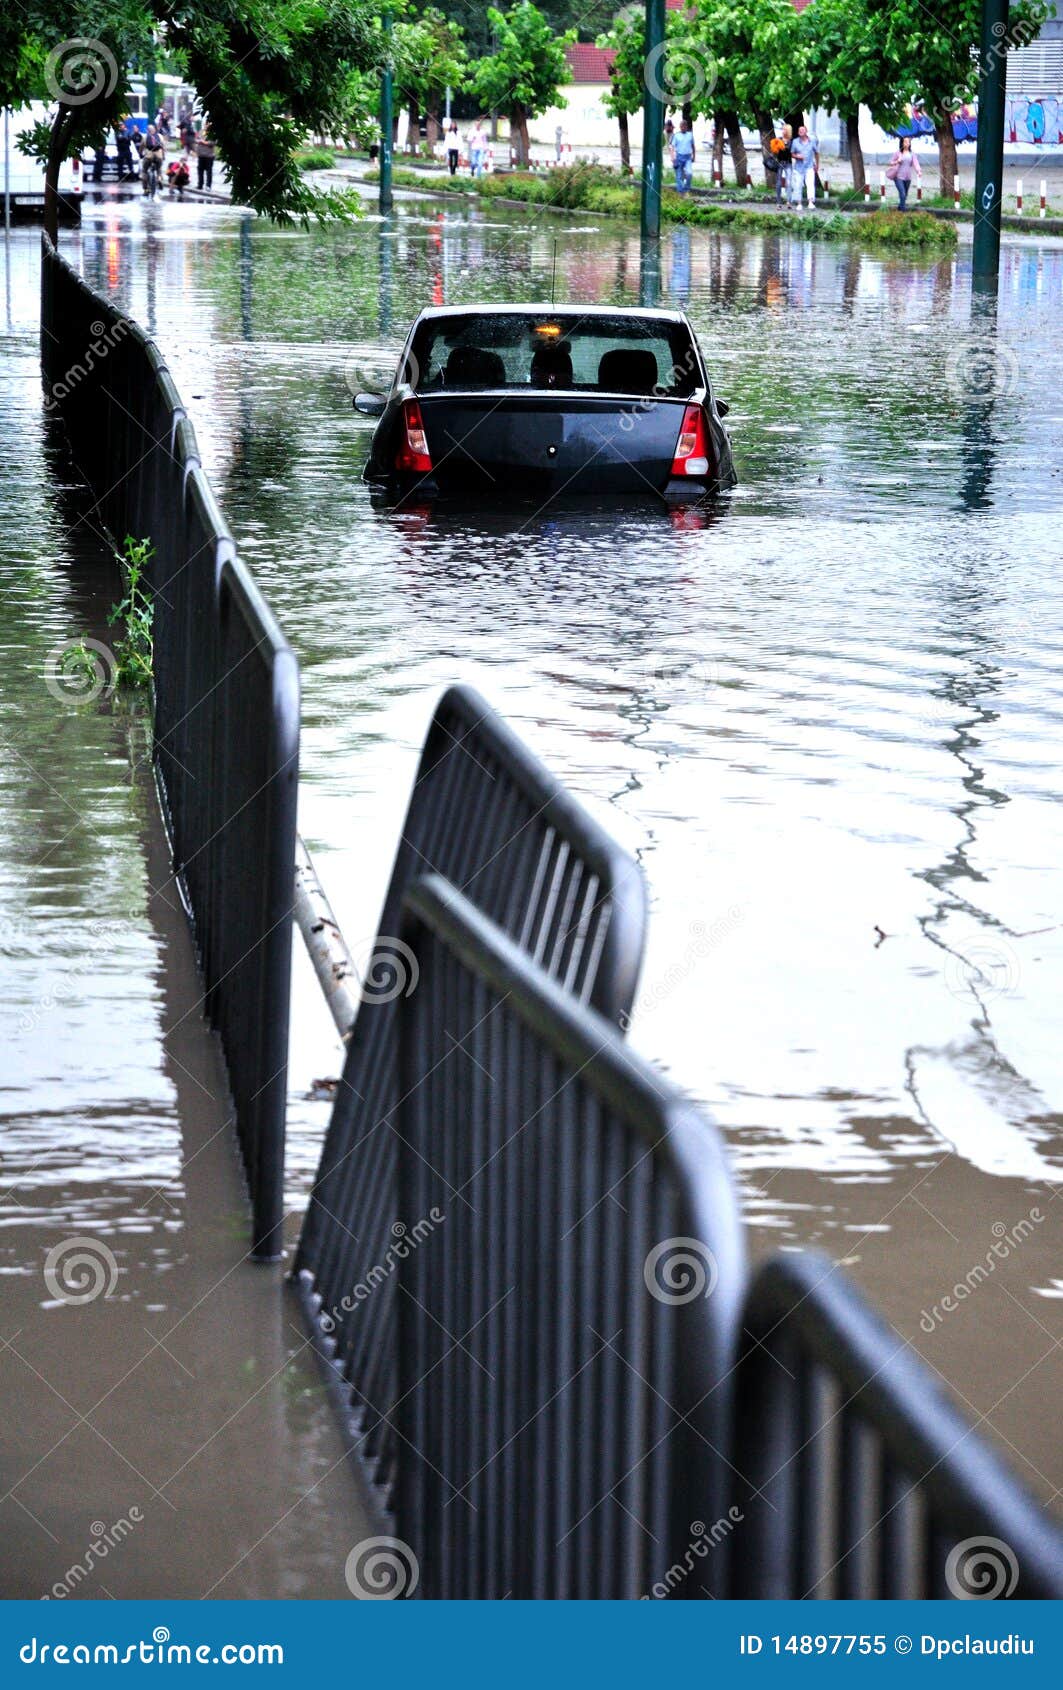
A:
889;137;922;210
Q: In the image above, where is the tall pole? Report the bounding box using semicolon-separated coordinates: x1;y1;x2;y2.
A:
971;0;1009;290
380;11;394;215
640;0;665;244
146;44;157;126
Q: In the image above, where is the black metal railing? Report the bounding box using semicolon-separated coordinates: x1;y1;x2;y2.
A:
729;1252;1063;1599
394;873;745;1598
41;236;299;1260
295;683;647;1507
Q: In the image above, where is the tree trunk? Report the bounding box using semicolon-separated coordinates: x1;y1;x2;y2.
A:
724;111;747;186
44;109;75;247
425;108;441;146
711;113;725;183
846;112;866;196
934;114;957;199
513;109;530;167
407;99;419;151
754;107;774;182
617;108;630;173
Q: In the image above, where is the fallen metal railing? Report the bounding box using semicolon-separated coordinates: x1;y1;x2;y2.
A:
394;873;745;1598
729;1253;1063;1599
295;683;648;1511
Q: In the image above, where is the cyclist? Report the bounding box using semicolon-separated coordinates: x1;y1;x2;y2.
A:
140;123;165;196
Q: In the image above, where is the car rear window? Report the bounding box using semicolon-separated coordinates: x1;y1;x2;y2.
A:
404;313;701;397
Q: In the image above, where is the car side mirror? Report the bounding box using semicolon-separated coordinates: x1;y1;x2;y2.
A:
354;393;386;417
715;398;730;418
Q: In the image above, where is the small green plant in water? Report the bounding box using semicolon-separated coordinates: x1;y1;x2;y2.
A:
108;535;155;688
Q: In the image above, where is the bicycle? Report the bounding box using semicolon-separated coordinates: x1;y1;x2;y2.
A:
141;151;163;199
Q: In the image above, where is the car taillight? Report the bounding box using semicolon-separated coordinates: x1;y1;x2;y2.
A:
671;404;712;478
395;399;433;474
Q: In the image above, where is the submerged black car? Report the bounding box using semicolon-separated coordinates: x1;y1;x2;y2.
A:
354;304;735;502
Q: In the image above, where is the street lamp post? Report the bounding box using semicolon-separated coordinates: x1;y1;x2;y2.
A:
971;0;1009;289
380;11;394;215
640;0;665;244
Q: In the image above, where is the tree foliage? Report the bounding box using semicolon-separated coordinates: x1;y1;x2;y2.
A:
470;2;574;162
0;0;384;236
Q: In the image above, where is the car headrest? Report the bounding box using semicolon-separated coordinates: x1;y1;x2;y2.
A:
530;344;574;388
445;345;507;387
597;348;659;395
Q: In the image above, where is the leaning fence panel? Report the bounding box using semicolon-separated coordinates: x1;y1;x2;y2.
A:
295;684;647;1507
728;1252;1063;1599
40;236;300;1260
392;873;744;1598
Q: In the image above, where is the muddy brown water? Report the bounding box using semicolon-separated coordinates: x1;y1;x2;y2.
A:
1;192;1061;1596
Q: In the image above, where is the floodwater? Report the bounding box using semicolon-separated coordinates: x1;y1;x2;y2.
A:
3;185;1062;1547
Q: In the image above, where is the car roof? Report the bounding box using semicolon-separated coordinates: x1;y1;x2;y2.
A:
411;304;691;325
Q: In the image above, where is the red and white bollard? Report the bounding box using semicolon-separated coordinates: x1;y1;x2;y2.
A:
953;174;961;210
879;171;886;203
863;180;870;204
1040;179;1047;218
485;145;494;173
745;172;753;189
1016;178;1023;215
712;159;721;188
916;180;922;204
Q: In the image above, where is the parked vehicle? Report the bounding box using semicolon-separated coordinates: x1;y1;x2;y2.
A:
354;305;735;502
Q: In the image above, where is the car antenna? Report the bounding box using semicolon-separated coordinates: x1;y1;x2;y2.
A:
550;239;558;304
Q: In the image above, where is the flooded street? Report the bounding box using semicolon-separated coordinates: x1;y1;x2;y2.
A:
3;186;1062;1537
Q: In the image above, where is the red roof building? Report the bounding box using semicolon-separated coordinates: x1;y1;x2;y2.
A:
564;45;616;85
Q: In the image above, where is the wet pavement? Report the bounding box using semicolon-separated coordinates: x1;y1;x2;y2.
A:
0;232;371;1597
1;183;1061;1585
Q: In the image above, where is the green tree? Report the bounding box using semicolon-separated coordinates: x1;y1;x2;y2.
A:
865;0;1048;195
687;0;801;185
0;0;382;241
596;7;644;173
470;2;574;166
792;0;907;195
394;5;468;146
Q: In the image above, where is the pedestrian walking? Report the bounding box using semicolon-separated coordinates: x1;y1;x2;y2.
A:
886;136;921;210
767;123;791;207
195;121;216;191
178;105;195;155
445;121;460;175
671;118;695;194
788;123;819;210
468;121;487;179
